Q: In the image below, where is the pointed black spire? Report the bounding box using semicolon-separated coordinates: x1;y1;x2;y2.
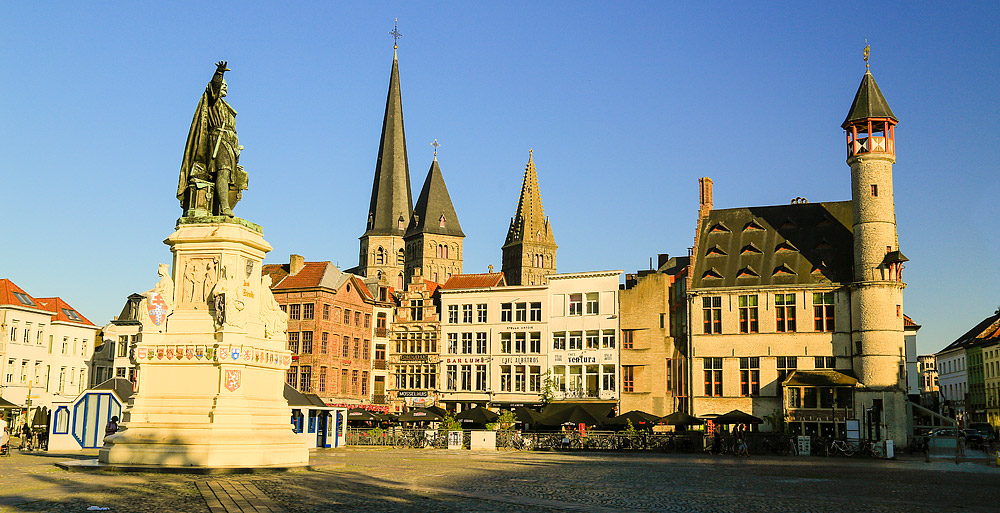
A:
406;157;464;238
842;71;898;129
365;50;413;236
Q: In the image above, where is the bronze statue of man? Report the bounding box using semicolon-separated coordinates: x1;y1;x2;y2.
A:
177;61;248;217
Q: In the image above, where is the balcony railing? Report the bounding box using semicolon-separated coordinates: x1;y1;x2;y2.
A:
375;327;389;338
373;359;387;370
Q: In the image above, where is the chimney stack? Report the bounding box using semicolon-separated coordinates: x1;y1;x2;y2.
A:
699;177;713;214
290;254;305;275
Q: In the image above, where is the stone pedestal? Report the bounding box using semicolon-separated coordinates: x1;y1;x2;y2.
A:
99;221;308;467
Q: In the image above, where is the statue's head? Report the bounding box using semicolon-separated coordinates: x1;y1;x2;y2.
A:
262;274;273;287
220;79;228;98
157;263;169;277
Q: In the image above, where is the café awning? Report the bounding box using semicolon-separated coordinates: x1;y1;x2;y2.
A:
782;370;858;387
660;411;704;426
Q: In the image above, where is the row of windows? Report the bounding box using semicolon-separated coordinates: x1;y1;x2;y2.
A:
8;321;91;358
552;330;615;350
702;292;837;334
568;293;601;316
499;302;542;323
287;331;370;359
3;359;82;394
396;364;437;390
447;303;490;324
288;366;368;396
446;364;491;391
702;356;837;397
551;364;616;394
281;303;371;327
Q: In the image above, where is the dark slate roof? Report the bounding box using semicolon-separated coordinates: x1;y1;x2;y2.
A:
364;50;413;237
113;293;144;326
93;378;136;401
783;370;858;387
283;383;314;407
842;71;898;129
405;158;464;238
939;312;1000;353
691;201;854;289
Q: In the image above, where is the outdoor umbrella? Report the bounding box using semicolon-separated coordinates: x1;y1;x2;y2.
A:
660;411;704;426
0;397;19;409
538;404;607;427
346;408;380;422
422;405;449;417
455;406;499;426
712;409;763;425
31;407;49;426
397;408;443;423
610;410;660;428
513;406;544;425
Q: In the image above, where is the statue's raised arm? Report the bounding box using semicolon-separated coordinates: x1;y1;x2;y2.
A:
177;61;248;219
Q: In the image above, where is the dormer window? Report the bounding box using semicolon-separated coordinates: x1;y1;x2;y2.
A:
702;268;723;279
709;222;730;233
775;241;798;253
439;215;447;227
772;264;797;276
705;245;727;257
743;219;765;231
741;243;763;255
779;218;797;230
737;266;759;278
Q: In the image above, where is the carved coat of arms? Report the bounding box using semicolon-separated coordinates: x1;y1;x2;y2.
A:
224;369;241;392
147;292;168;326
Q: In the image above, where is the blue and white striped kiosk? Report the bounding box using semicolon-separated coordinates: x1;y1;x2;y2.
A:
48;378;133;451
284;384;346;449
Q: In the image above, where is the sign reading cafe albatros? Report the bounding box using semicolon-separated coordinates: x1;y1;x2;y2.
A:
500;356;541;365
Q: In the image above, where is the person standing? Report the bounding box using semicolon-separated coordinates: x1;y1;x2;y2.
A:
105;416;120;437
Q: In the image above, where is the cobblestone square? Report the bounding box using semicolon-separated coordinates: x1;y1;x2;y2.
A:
1;448;998;512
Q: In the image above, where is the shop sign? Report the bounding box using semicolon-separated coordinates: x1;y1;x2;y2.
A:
400;354;428;362
398;391;429;397
567;355;597;364
444;357;490;364
499;356;540;365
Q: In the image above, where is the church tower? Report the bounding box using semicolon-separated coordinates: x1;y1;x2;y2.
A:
404;151;465;285
844;49;909;440
502;150;557;286
360;45;413;289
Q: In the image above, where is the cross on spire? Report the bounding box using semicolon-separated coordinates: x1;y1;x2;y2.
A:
431;139;440;158
389;18;403;49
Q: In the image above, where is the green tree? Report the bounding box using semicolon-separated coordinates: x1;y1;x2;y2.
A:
440;412;463;431
541;371;555;405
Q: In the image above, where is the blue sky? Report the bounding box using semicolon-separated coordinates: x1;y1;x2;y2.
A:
1;2;997;355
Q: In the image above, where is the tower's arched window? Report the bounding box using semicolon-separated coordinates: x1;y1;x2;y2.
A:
397;248;405;265
376;247;385;265
397;272;404;289
398;215;405;231
439;215;447;227
443;245;449;259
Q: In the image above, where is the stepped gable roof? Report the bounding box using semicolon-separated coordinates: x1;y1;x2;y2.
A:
504;151;556;248
441;273;506;290
36;296;95;326
0;278;48;313
405;157;464;238
842;71;897;129
691;201;854;289
263;261;342;290
939;312;1000;353
364;49;413;237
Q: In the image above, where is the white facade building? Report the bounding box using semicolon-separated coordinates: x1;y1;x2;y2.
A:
438;275;548;411
547;271;622;402
936;347;967;418
0;279;97;411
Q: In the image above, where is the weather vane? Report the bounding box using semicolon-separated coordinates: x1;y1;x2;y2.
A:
389;18;403;49
864;39;870;72
431;139;440;157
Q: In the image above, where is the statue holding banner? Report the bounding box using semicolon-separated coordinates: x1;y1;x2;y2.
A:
177;61;248;218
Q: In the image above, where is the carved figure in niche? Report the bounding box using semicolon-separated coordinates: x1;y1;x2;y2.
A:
138;263;174;327
184;262;199;303
203;259;219;302
259;274;287;339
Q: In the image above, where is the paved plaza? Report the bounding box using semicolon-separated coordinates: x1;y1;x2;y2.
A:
1;447;998;512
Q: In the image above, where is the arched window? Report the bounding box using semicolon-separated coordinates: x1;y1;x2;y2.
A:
398;216;405;231
397;272;404;289
443;245;448;259
439;215;447;227
376;247;385;265
397;248;405;265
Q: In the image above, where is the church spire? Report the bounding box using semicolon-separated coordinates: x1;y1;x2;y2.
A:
360;44;413;286
364;46;413;238
502;149;557;286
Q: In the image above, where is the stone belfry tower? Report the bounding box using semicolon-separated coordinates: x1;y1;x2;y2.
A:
844;49;909;440
360;42;413;289
502;150;557;286
404;148;465;285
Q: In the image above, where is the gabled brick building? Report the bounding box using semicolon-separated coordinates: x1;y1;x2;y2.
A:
263;256;376;406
